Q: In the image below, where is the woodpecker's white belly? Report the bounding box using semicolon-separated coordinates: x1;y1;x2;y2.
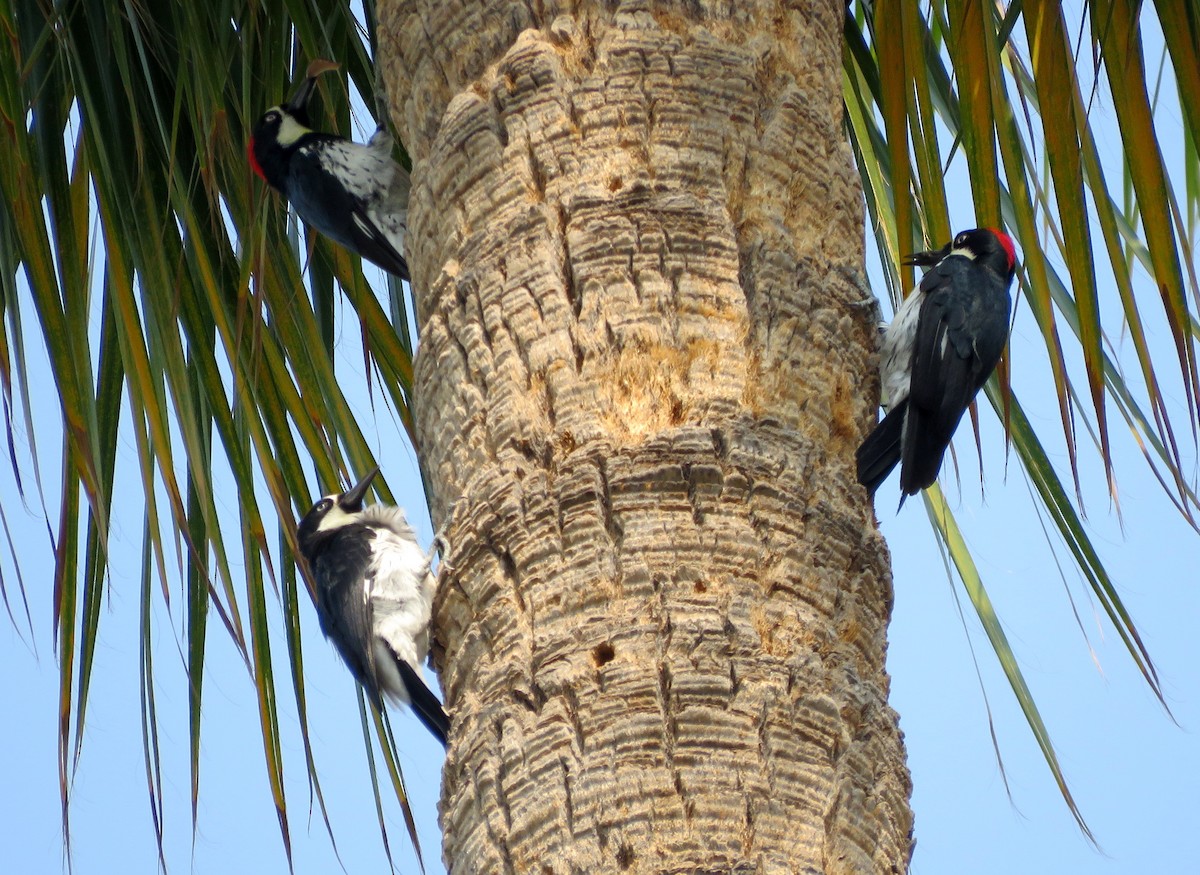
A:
363;526;436;702
879;287;923;408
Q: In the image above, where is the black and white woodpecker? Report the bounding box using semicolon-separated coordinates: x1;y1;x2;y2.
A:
296;467;449;745
248;64;412;281
856;227;1016;503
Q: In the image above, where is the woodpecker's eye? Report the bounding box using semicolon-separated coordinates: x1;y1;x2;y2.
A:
955;233;968;246
319;498;333;512
265;111;279;123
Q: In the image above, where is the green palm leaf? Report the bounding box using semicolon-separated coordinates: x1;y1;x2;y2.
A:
0;0;424;864
844;0;1194;833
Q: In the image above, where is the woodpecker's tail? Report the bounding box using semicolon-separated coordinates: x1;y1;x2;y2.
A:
396;660;451;747
856;402;906;495
897;402;956;499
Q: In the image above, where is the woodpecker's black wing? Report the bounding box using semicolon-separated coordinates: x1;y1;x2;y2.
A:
394;660;450;746
900;257;1010;495
285;137;411;281
310;524;385;708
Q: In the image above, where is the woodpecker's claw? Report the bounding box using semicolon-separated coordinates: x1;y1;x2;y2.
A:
429;501;461;577
833;264;881;316
833;264;871;295
373;61;392;131
432;528;451;563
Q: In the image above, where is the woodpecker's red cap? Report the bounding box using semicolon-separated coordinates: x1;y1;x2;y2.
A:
987;227;1017;272
246;137;265;181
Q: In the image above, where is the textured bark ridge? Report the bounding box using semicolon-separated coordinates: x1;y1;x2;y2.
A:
380;2;912;872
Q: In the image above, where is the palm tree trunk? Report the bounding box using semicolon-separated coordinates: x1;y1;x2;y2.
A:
381;2;912;872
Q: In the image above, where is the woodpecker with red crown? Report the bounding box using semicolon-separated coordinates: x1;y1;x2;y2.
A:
248;62;411;281
297;467;448;745
857;227;1016;504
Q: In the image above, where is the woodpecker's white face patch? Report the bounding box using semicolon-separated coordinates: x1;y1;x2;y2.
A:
314;495;358;533
274;111;311;148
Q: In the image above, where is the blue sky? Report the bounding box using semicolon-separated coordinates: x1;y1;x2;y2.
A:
2;8;1198;873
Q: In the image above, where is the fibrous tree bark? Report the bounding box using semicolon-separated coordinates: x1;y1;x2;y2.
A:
380;1;912;872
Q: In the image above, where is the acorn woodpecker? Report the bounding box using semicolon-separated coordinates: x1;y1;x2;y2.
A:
248;70;411;281
297;467;448;744
856;227;1016;503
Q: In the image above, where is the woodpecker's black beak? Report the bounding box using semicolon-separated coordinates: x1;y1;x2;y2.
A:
902;241;951;269
284;74;319;119
338;466;379;512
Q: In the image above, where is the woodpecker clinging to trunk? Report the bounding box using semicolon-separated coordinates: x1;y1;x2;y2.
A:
856;227;1016;504
248;63;411;281
296;467;448;745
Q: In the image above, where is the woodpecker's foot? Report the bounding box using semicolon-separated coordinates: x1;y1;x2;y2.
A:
366;124;393;151
370;68;398;151
373;62;390;126
431;527;450;561
833;266;886;349
833;264;882;319
429;503;459;575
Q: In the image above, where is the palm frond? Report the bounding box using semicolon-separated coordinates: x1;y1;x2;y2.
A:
0;0;423;864
844;0;1196;831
